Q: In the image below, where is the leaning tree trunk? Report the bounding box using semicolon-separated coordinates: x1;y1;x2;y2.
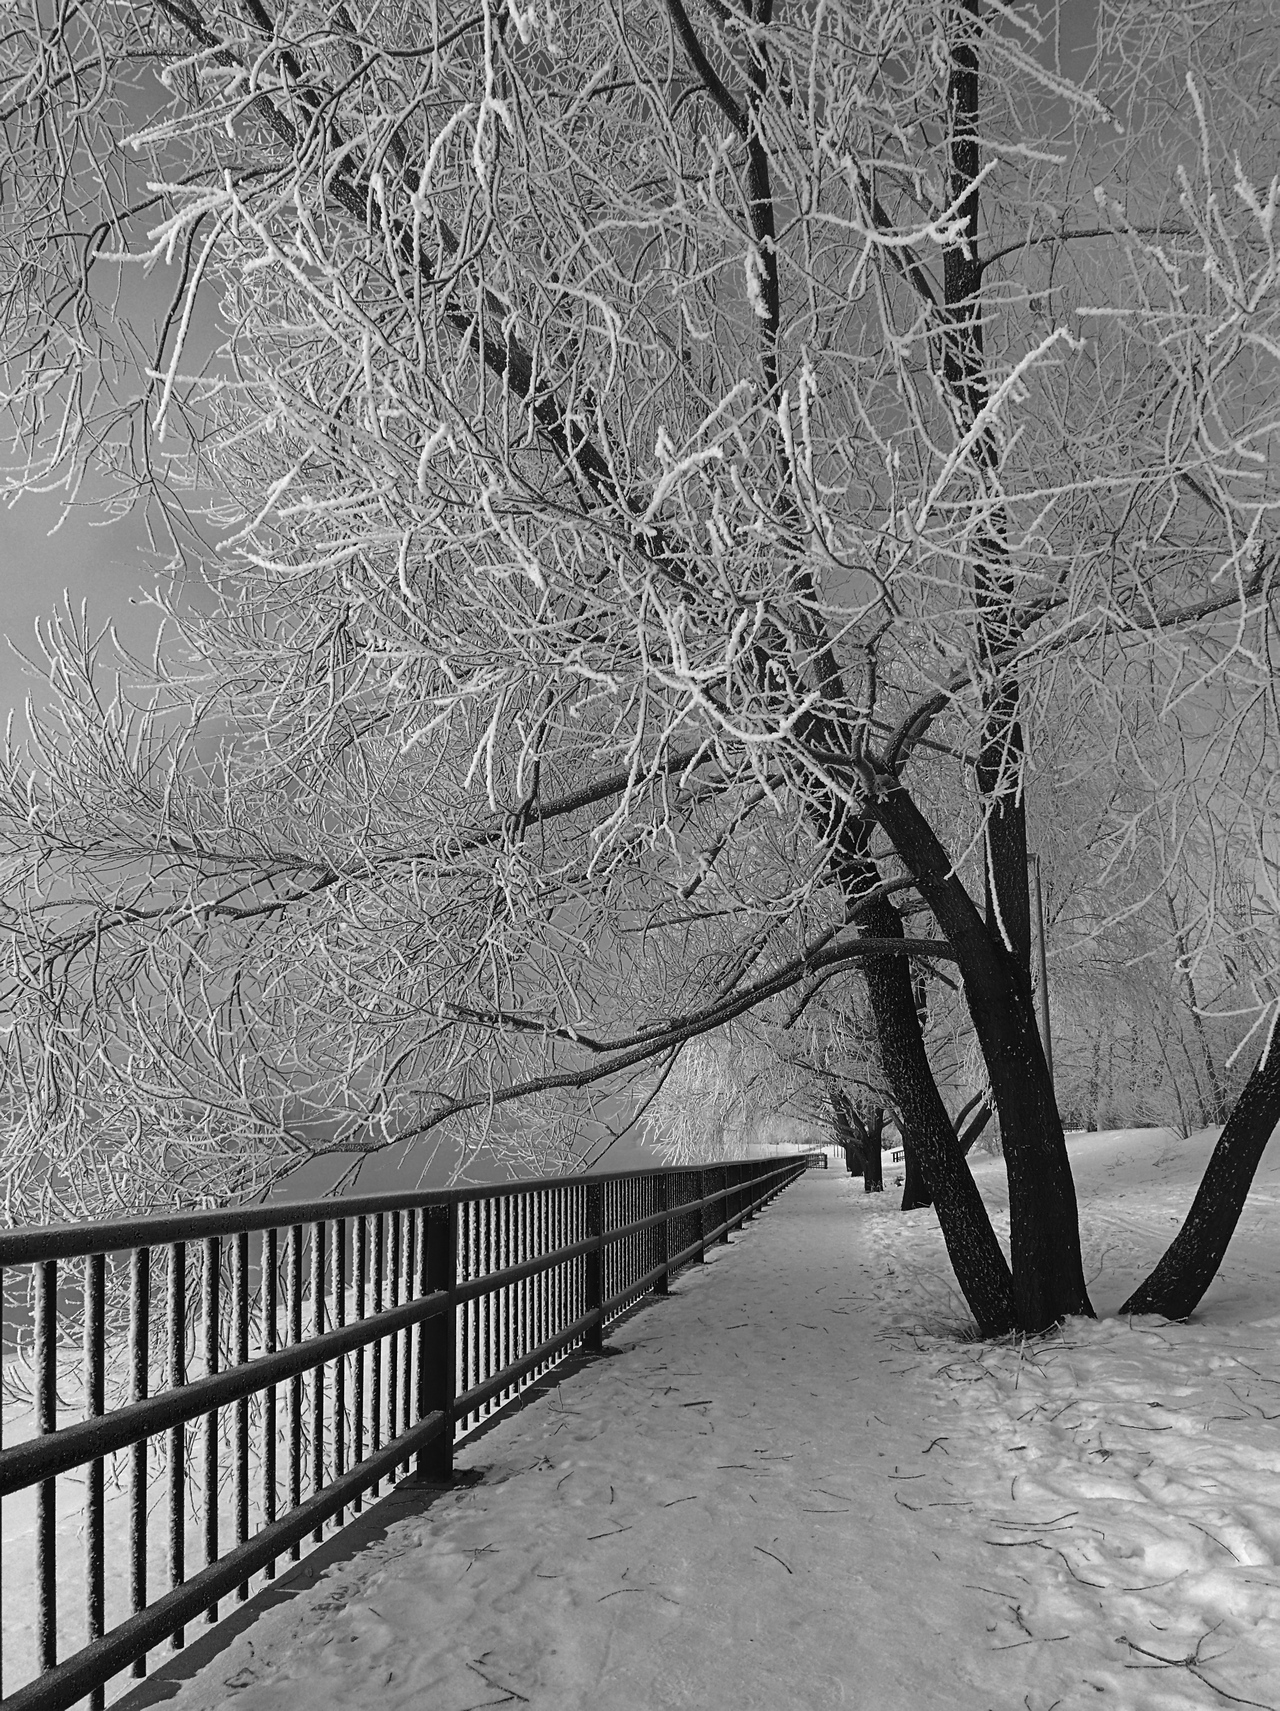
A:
836;843;1016;1335
863;769;1092;1331
1121;1015;1280;1319
958;1099;992;1156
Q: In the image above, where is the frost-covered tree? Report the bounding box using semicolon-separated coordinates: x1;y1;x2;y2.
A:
1;0;1279;1331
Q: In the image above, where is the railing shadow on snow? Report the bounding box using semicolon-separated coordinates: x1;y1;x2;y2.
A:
0;1153;814;1710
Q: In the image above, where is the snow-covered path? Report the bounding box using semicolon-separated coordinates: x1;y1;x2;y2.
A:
127;1140;1280;1711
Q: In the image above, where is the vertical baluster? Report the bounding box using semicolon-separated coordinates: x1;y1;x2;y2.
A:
487;1199;496;1415
492;1199;501;1407
0;1259;3;1697
555;1190;563;1343
546;1191;554;1366
576;1188;582;1323
465;1202;477;1433
401;1211;415;1468
540;1194;548;1365
506;1197;515;1400
288;1225;303;1559
457;1205;467;1435
370;1214;384;1483
608;1182;615;1310
533;1194;542;1377
604;1183;612;1313
420;1202;456;1480
516;1196;525;1389
386;1211;399;1464
35;1260;57;1675
129;1248;150;1675
262;1228;277;1579
493;1199;503;1407
234;1232;250;1601
413;1209;427;1460
352;1217;366;1515
485;1200;495;1414
84;1252;106;1709
202;1236;220;1623
499;1197;509;1404
585;1181;603;1353
508;1193;516;1393
167;1243;186;1650
475;1202;486;1420
513;1197;523;1396
310;1220;326;1542
333;1219;346;1526
510;1196;518;1398
465;1204;475;1430
656;1173;670;1296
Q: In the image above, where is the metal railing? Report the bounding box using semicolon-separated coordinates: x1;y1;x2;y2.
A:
0;1155;805;1711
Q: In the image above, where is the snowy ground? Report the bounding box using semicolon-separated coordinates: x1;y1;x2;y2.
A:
94;1128;1280;1709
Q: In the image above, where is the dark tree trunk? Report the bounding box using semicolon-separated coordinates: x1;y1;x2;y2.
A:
836;848;1016;1335
1085;1024;1103;1131
900;1137;932;1210
865;771;1092;1331
830;1089;864;1177
1121;1020;1280;1319
957;1099;992;1156
863;1106;884;1194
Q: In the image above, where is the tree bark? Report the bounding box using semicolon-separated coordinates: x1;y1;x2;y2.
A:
957;1097;992;1156
836;844;1016;1334
863;768;1092;1330
863;1105;885;1194
1121;1015;1280;1319
900;1140;932;1210
830;1088;864;1176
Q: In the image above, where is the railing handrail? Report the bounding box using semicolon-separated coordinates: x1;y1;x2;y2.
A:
0;1157;775;1265
0;1154;808;1711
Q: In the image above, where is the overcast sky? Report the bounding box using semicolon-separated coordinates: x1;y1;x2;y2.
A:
0;490;172;724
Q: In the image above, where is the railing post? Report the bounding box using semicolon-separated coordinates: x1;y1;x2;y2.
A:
654;1173;669;1296
585;1181;604;1351
741;1163;755;1222
418;1201;457;1482
694;1169;707;1261
718;1166;730;1243
84;1251;105;1710
35;1259;57;1677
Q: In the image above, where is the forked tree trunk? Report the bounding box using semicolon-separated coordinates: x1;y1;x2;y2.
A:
1121;1016;1280;1318
865;771;1092;1330
837;848;1016;1335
